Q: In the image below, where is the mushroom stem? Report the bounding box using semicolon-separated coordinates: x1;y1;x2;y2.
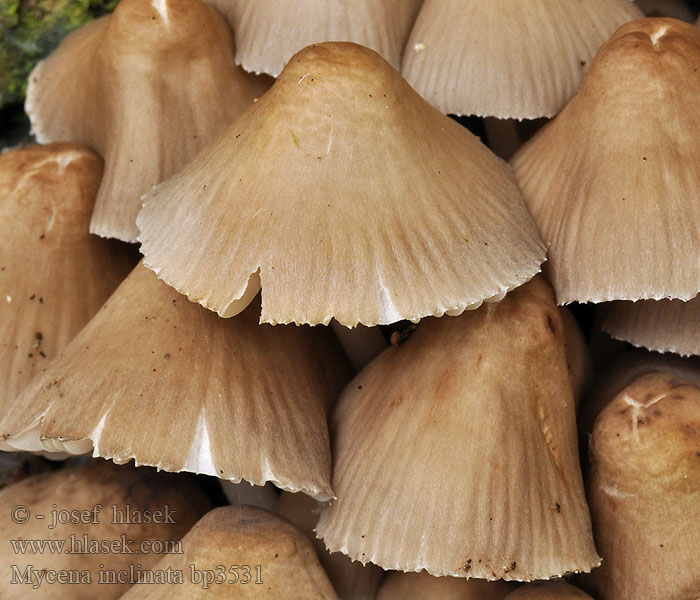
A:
331;321;388;372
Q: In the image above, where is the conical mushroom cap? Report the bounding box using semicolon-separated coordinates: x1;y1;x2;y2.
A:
504;582;593;599
208;0;422;77
0;143;131;417
25;0;269;243
120;505;339;599
511;18;700;304
0;460;210;600
137;42;545;327
602;297;700;356
276;491;384;600
316;277;599;579
401;0;642;119
376;571;513;600
581;372;700;599
0;263;350;500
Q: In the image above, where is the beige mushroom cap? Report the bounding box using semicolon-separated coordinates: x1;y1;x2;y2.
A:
317;277;598;579
402;0;642;118
207;0;422;77
137;41;545;327
0;263;350;500
120;505;339;599
0;143;131;417
512;18;700;304
0;460;210;599
25;0;269;242
581;372;700;599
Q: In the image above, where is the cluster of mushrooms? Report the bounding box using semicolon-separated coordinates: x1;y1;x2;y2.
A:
0;0;699;598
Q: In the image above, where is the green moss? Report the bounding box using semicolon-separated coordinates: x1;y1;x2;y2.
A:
0;0;120;108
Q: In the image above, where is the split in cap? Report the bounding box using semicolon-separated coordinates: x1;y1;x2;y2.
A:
120;505;339;599
0;263;350;500
512;18;700;304
401;0;642;118
581;372;700;599
0;460;210;599
137;41;545;327
207;0;422;76
602;297;700;357
25;0;269;242
316;277;599;579
0;143;131;417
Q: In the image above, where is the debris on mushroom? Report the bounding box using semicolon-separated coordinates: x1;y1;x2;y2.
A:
317;277;599;579
25;0;270;242
0;143;132;417
0;263;351;501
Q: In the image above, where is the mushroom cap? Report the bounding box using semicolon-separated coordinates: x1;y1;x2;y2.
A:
512;18;700;304
120;505;339;599
581;372;700;599
601;296;700;357
0;460;210;600
0;143;131;417
276;491;384;600
25;0;269;242
401;0;642;119
207;0;422;77
316;277;599;579
137;41;545;327
376;571;514;600
503;581;593;599
0;263;350;500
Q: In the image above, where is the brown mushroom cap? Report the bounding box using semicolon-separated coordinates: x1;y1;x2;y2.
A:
601;296;700;356
25;0;269;242
512;18;700;304
0;143;131;417
0;460;210;599
581;372;700;599
376;571;514;600
207;0;422;77
137;41;545;326
316;277;598;580
401;0;642;118
0;263;350;500
119;505;339;599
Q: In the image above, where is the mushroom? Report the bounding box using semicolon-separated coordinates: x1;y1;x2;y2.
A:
503;582;593;599
0;143;132;417
276;491;384;600
119;505;339;599
206;0;423;76
316;277;599;579
0;460;210;599
137;41;545;327
511;18;700;305
580;372;700;599
601;297;700;357
0;263;351;500
25;0;269;242
401;0;642;119
376;571;514;600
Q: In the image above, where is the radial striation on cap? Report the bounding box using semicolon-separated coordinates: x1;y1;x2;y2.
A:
0;263;350;501
316;277;599;579
208;0;422;77
137;42;545;327
512;18;700;304
581;372;700;599
0;143;132;418
25;0;269;243
402;0;642;119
